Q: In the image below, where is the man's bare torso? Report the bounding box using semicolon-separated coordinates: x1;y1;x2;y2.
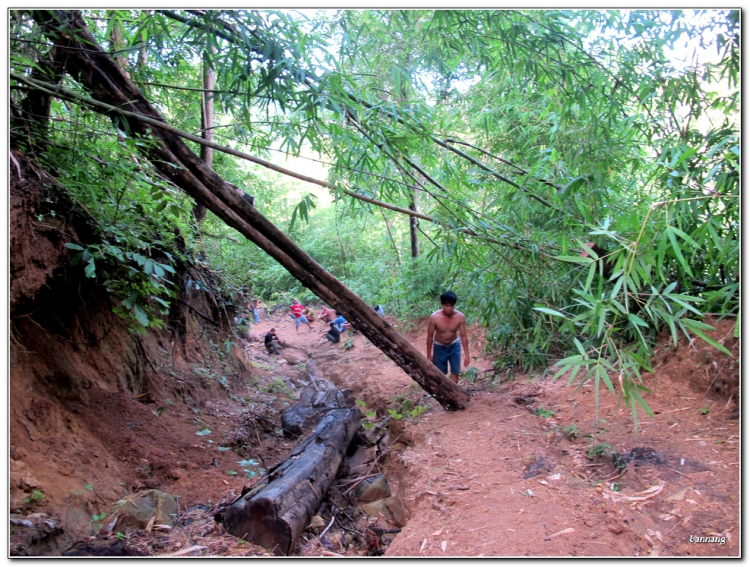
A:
429;309;465;345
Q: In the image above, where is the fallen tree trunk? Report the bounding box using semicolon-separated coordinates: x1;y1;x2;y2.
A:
220;407;361;554
30;10;469;411
281;358;355;437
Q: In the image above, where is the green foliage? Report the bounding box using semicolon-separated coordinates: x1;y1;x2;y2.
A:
31;132;187;333
587;443;613;460
10;9;739;431
90;512;107;530
408;405;428;419
389;394;429;421
560;424;581;440
263;378;293;397
534;407;555;419
463;366;479;383
356;399;379;430
237;458;266;479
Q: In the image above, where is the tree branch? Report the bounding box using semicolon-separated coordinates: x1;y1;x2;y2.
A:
13;72;554;259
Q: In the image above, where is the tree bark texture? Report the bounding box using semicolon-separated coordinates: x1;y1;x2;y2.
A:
12;40;66;154
107;11;129;77
281;358;355;437
409;184;420;258
31;10;470;411
193;47;216;223
220;408;361;554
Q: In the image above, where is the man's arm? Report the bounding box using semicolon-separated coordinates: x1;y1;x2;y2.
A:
459;315;470;367
426;317;435;362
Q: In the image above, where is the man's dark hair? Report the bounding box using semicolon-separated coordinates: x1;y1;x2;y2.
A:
440;291;457;305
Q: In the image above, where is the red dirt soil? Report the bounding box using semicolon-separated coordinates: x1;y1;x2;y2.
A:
249;312;740;557
10;303;739;557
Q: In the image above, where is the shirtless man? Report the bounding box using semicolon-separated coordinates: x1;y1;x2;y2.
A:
426;291;469;384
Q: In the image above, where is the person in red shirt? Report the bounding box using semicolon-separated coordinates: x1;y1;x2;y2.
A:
290;298;313;334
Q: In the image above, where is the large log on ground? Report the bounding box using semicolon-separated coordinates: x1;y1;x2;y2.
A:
281;358;355;436
28;10;470;411
220;408;361;554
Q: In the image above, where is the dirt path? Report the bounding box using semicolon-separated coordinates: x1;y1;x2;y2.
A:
249;311;739;557
13;308;735;556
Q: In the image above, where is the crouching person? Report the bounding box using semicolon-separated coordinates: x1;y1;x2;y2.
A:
320;322;341;344
264;328;287;355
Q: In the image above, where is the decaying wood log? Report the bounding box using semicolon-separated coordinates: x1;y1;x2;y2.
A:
281;358;355;437
29;10;470;411
220;408;361;554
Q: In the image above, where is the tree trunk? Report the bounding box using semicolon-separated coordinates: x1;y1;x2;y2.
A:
108;11;129;78
12;41;66;154
193;48;215;223
281;358;355;437
220;407;361;554
31;10;470;411
409;185;420;258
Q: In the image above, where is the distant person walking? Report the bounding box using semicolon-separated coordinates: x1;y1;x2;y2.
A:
426;291;469;384
249;297;262;324
290;298;313;333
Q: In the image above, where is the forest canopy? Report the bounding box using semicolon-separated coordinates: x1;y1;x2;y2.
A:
10;9;739;422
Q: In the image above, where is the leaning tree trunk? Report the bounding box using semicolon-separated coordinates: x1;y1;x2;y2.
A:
220;408;361;554
30;10;470;411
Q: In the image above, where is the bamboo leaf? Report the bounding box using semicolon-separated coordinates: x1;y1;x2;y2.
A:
666;227;694;277
682;320;732;356
566;365;581;386
533;307;567;319
552;365;571;380
598;364;615;394
584;261;596;292
553;255;593;264
630;388;654;417
668;225;699;248
627;313;648;327
573;337;585;356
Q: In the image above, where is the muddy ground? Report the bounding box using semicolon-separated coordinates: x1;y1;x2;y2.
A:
10;308;739;557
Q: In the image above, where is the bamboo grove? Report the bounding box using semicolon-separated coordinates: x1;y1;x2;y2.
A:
10;9;739;423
